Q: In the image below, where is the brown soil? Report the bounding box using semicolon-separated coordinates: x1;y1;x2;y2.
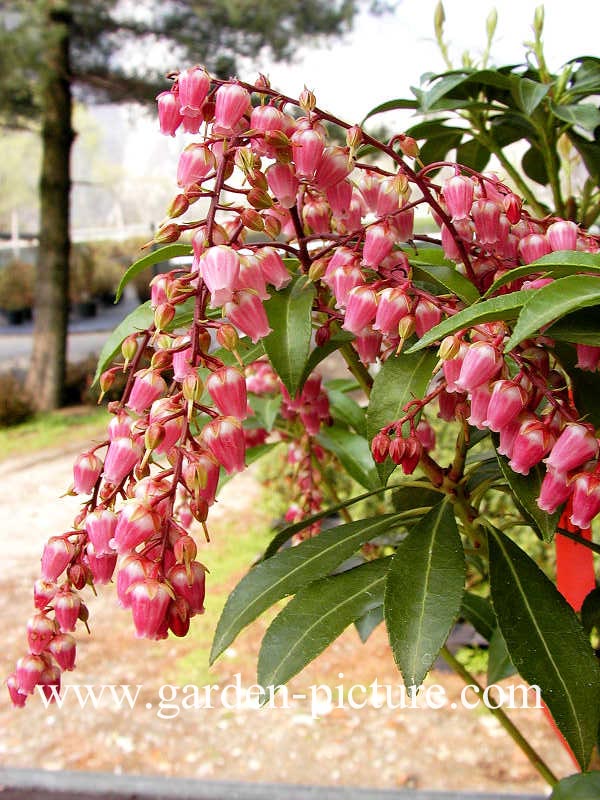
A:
0;434;574;793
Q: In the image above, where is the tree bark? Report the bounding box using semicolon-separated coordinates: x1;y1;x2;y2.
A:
25;0;74;411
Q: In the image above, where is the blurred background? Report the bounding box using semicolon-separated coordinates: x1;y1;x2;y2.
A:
0;0;597;793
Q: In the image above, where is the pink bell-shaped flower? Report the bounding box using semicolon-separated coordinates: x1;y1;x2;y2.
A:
103;436;143;485
73;452;102;495
342;285;378;334
443;174;474;220
15;654;46;695
224;290;272;343
168;562;207;616
48;633;76;671
373;287;410;335
484;380;528;432
456;342;502;392
53;589;81;633
213;83;250;134
266;163;299;209
41;537;74;581
291;128;324;178
126;369;167;414
156;91;182;136
201;416;246;474
467;383;492;430
362;223;394;267
116;554;153;609
206;366;248;420
414;299;442;338
257;248;291;290
26;613;58;655
177;144;215;188
519;233;551;264
200;245;240;306
85;508;117;555
569;471;600;528
85;543;118;585
508;418;554;475
544;422;598;473
546;220;578;252
113;501;159;554
128;579;171;640
178;66;210;117
537;467;572;514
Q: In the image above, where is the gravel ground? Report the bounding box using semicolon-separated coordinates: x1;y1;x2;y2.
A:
0;434;574;794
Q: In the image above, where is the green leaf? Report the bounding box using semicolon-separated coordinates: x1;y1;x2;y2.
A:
460;592;496;642
510;76;550;115
567;129;600;181
488;525;600;769
581;588;600;639
355;605;384;643
258;558;390;689
361;97;418;123
504;275;600;352
411;263;480;304
487;627;517;684
547;308;600;346
262;484;408;559
263;276;315;396
391;485;443;514
555;342;600;429
248;394;282;431
115;244;193;302
551;101;600;131
403;243;455;266
385;500;465;689
211;514;402;663
495;444;561;542
422;73;472;111
455;138;490;173
327;389;367;437
366;349;439;482
418;132;463;166
299;332;354;388
211;339;265;367
483;251;600;298
550;772;600;800
522;145;549;185
406;291;531;353
317;425;381;491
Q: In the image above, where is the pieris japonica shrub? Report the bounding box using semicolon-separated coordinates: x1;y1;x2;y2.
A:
7;63;600;793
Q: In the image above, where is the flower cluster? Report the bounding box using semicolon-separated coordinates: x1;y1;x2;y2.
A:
8;64;600;707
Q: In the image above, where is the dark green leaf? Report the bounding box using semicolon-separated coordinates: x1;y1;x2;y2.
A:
547;308;600;346
581;588;600;638
411;263;480;304
483;250;600;298
555;342;600;429
299;332;354;387
455;138;490;172
258;558;390;688
115;244;193;302
489;113;536;147
355;605;384;643
263;276;315;396
461;592;496;642
419;132;464;166
361;97;418;123
248;394;282;431
366;349;439;482
211;514;402;663
550;772;600;800
403;244;454;266
317;425;381;491
488;525;600;769
465;456;503;493
495;444;561;542
504;275;600;352
522;145;549;185
487;627;517;684
385;500;465;689
407;291;531;353
406;119;457;139
510;76;550;115
391;485;443;514
327;389;367;437
422;73;472;111
551;101;600;131
567;129;600;181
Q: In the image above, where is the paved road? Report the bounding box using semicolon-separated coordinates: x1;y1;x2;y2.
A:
0;291;139;373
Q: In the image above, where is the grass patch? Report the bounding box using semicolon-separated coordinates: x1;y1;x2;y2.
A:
0;405;107;462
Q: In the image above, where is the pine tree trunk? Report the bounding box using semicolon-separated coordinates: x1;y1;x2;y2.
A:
26;0;74;411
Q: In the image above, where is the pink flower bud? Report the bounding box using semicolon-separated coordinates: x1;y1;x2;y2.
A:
85;508;118;555
113;501;159;554
200;245;240;306
73;452;102;495
416;420;436;451
201;416;246;474
544;423;598;473
519;233;552;264
156;90;182;136
47;633;76;671
167;597;191;637
496;416;522;459
331;264;364;309
537;467;572;514
414;299;442;338
291;128;324;178
391;206;415;242
362;223;394;267
127;369;167;414
353;327;383;365
178;66;210;117
213;83;251;134
224;291;272;343
16;654;46;695
250;104;286;133
116;554;153;609
576;344;600;372
467;383;492;429
508;418;554;475
373;287;410;335
443;343;467;393
456;342;502;392
484;380;528;432
314;146;352;190
237;255;269;300
38;665;61;703
7;673;27;707
302;196;331;235
371;432;390;463
128;579;171;639
41;537;75;581
342;285;378;334
471;199;501;245
103;437;143;485
149;398;185;455
257;248;291;290
266;163;299;209
168;562;206;615
26;613;58;655
546;220;578;252
108;412;133;440
503;193;522;224
327;179;353;219
53;590;81;633
85;543;117;585
207;366;248;419
33;579;57;610
177;144;215;188
444;175;474;220
570;472;600;527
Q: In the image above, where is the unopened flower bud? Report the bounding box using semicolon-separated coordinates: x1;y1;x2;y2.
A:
346;125;362;152
99;370;116;398
216;323;239;352
247;187;273;210
153;223;181;244
174;535;197;563
299;87;316;112
263;214;281;240
121;334;139;367
397;315;415;341
167;193;190;219
182;373;204;404
154;303;176;331
241;208;265;232
145;422;166;451
397;135;420;159
67;563;88;590
439;335;461;361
